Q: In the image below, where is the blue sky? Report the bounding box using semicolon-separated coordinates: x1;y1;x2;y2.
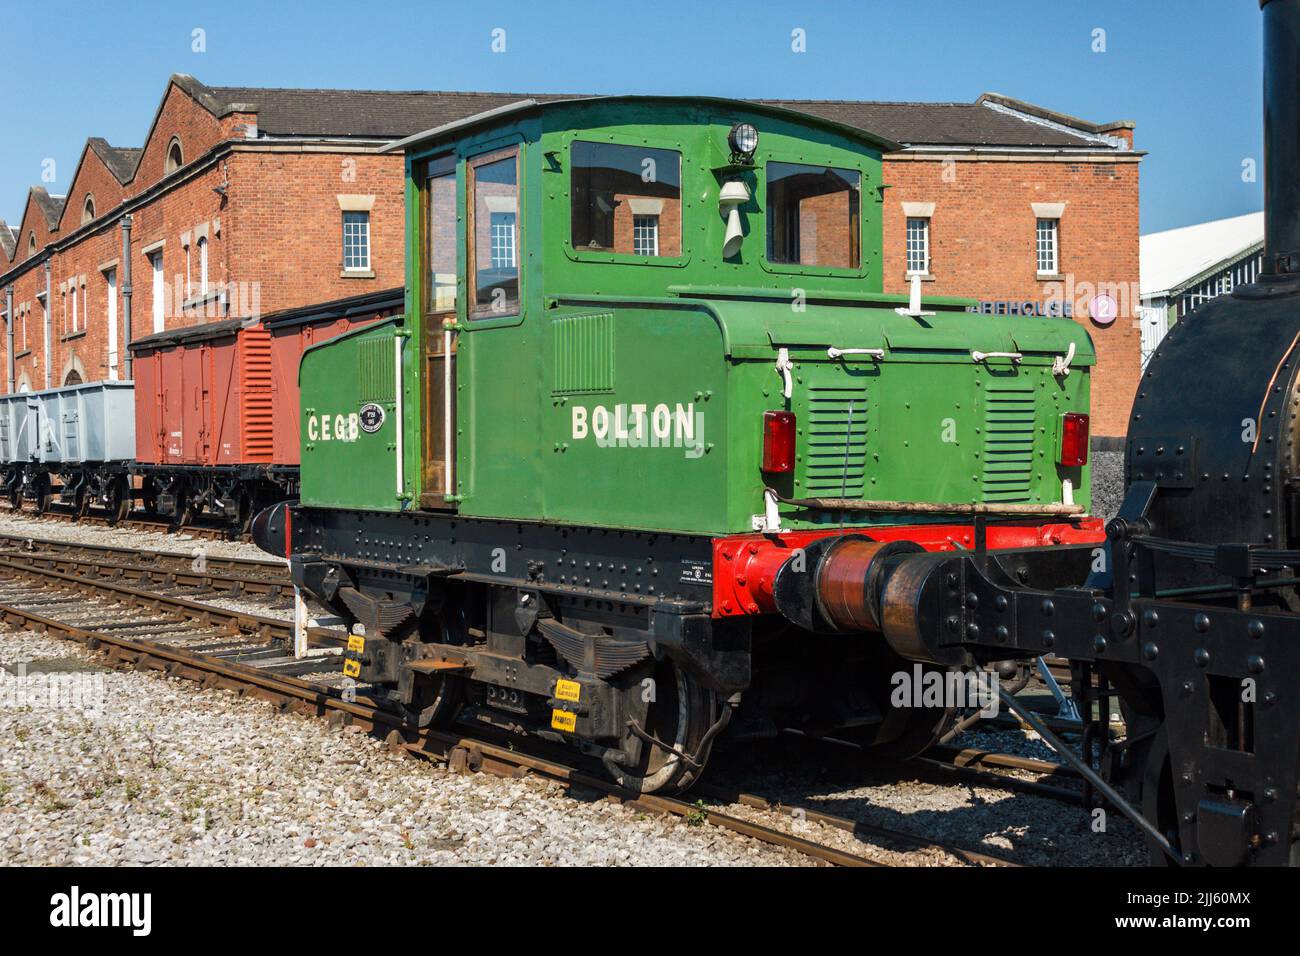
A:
1;0;1262;234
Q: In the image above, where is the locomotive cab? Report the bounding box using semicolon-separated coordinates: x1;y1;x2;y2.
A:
281;95;1101;794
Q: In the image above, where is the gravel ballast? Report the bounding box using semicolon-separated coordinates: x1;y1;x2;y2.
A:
0;631;808;866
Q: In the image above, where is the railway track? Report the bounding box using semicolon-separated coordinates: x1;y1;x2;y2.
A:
14;504;249;542
0;553;1025;867
0;532;291;601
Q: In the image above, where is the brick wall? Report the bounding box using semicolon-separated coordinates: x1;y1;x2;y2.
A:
225;150;405;311
881;155;1142;437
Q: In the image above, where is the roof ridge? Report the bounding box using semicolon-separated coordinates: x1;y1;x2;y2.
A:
209;85;571;98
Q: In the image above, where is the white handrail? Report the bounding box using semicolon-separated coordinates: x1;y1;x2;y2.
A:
971;350;1023;364
827;347;885;360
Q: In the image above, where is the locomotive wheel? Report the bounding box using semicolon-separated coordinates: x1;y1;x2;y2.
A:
603;658;716;794
1141;730;1179;866
862;699;956;760
846;656;955;760
404;671;463;728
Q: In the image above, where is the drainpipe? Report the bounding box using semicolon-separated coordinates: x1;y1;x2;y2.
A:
121;215;133;380
4;285;12;393
42;259;51;389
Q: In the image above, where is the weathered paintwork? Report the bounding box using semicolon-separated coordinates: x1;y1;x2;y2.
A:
298;96;1094;534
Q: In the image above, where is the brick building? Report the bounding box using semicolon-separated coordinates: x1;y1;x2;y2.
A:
0;78;1141;437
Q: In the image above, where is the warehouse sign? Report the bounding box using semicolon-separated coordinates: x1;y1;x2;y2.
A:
970;300;1074;318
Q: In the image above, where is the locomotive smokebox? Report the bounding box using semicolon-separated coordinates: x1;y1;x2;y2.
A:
1263;0;1300;272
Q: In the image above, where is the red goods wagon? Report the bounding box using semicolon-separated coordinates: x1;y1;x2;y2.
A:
131;319;273;467
126;288;403;526
264;288;403;466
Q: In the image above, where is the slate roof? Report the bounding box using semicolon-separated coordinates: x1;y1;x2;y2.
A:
198;81;1130;150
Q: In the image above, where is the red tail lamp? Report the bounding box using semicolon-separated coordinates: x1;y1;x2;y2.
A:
1060;412;1089;467
762;411;796;473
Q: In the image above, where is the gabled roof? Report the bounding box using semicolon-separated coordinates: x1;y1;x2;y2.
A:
30;187;65;229
0;220;14;260
170;76;1135;151
1140;211;1264;297
87;138;143;184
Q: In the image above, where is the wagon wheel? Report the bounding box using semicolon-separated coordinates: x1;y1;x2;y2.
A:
72;485;90;521
171;481;194;529
31;477;54;516
141;480;158;515
106;477;131;525
236;493;255;536
6;485;19;511
603;658;717;794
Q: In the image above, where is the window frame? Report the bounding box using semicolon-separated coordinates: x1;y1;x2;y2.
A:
563;133;690;269
419;153;460;321
1036;217;1060;277
905;216;930;276
759;157;867;279
342;210;372;272
466;145;523;322
165;137;184;174
198;236;208;294
632;214;660;257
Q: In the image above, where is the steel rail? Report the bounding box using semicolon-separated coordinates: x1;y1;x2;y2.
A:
0;547;291;599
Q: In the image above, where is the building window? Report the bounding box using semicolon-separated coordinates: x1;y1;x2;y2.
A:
27;232;35;258
165;137;184;174
905;217;930;275
342;211;371;271
633;215;660;256
106;269;119;380
64;369;82;386
151;251;165;333
198;237;208;294
489;212;516;270
1036;218;1059;275
82;194;95;225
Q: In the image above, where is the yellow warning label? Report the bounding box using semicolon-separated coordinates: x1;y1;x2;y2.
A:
555;679;581;703
347;635;365;653
551;709;577;732
342;658;361;678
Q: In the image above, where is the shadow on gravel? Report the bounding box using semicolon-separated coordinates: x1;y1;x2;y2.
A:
701;735;1146;866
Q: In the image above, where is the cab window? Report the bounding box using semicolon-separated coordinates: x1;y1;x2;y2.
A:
469;148;520;318
766;161;860;269
571;142;682;257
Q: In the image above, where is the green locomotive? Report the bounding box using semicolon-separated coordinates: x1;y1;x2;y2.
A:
262;96;1102;792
